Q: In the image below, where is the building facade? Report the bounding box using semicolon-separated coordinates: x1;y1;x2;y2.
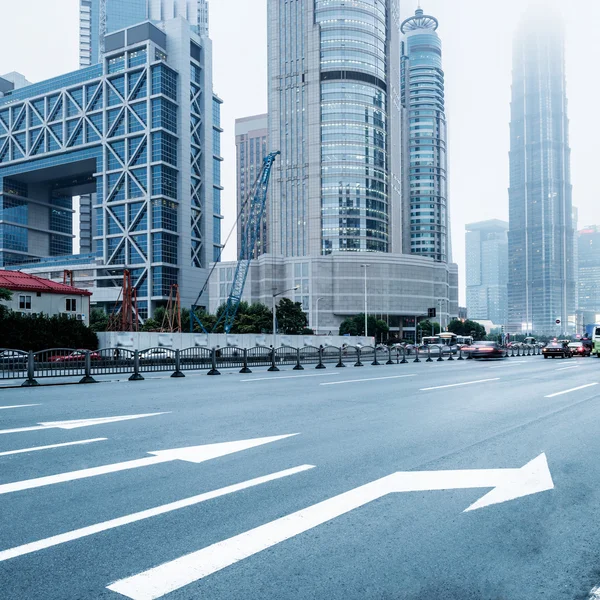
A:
400;8;448;262
0;269;92;325
235;114;268;259
507;12;575;335
0;19;220;319
465;220;508;326
79;0;209;68
578;226;600;323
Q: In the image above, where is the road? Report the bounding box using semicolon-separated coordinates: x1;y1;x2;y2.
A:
0;356;599;599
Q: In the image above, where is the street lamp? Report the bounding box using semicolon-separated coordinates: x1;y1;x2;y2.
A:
361;264;369;337
272;286;299;349
315;297;324;336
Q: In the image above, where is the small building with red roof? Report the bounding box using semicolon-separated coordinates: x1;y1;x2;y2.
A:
0;270;92;325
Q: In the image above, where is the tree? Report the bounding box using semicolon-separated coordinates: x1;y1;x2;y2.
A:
0;288;12;319
275;298;308;335
90;308;109;333
417;319;440;339
447;319;486;341
338;314;389;341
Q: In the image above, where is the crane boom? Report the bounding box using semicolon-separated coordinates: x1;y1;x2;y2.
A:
213;151;280;333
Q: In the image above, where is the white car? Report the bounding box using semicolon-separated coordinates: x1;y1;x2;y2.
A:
140;348;174;362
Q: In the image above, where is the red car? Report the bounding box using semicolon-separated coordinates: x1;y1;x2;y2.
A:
49;350;101;363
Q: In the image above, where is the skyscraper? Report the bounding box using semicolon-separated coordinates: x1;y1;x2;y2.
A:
79;0;209;68
400;7;448;263
267;0;402;257
578;226;600;321
507;11;575;334
235;114;268;259
466;220;508;326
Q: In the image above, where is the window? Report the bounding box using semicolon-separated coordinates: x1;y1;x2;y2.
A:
19;295;31;310
66;298;77;312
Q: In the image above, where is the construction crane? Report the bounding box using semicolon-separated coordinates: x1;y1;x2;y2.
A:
191;150;280;334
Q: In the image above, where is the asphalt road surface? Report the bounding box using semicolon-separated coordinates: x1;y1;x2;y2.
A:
1;355;600;600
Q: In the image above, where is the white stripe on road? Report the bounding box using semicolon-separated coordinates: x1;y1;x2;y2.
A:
0;404;41;410
556;366;579;371
544;382;598;398
241;373;341;382
420;378;500;391
0;465;314;563
0;438;107;458
321;374;416;386
588;585;600;599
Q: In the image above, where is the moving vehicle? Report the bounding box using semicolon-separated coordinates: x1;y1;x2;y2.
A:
456;335;473;347
139;348;174;362
568;342;591;357
542;341;572;359
420;333;458;355
464;341;507;359
49;350;100;363
592;326;600;357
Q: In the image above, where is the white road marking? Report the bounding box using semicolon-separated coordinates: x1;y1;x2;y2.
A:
544;382;598;398
0;404;41;410
588;584;600;599
0;434;298;496
420;378;500;391
489;362;528;369
241;373;341;382
107;454;552;600
0;438;106;457
0;412;169;436
0;465;314;563
556;366;579;371
320;374;416;386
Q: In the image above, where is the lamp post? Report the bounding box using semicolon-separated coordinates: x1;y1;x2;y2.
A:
315;297;324;336
361;264;369;337
272;286;299;350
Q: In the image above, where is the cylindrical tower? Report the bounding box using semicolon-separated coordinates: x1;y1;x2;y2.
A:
316;0;391;254
400;7;448;262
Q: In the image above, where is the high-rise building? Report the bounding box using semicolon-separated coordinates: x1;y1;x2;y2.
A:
400;7;448;263
0;18;220;318
235;114;268;259
578;226;600;321
209;1;459;337
79;0;209;68
507;11;575;334
466;220;508;326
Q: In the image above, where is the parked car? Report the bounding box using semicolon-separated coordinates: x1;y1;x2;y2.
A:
464;341;507;359
139;348;174;362
542;342;572;359
568;342;591;357
0;350;28;367
49;350;100;363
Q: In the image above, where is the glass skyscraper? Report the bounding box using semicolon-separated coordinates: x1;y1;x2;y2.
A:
400;7;448;263
507;11;575;334
267;0;402;257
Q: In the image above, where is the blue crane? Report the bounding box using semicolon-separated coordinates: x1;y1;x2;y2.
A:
191;151;280;334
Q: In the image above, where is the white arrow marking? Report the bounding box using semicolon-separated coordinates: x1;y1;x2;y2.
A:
0;464;314;563
0;438;107;457
0;404;41;410
0;434;298;496
0;412;169;436
107;454;553;600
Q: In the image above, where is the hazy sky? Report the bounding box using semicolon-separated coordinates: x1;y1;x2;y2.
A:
1;0;599;303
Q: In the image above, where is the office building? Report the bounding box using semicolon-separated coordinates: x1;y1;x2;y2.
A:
0;18;221;319
578;226;600;321
400;7;448;262
210;1;458;336
79;0;209;67
466;220;508;326
235;114;268;259
507;11;575;334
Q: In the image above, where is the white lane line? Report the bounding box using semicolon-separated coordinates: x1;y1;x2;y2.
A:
545;382;598;398
0;438;107;458
321;374;416;386
556;366;579;371
0;465;314;563
588;584;600;599
0;404;41;410
420;378;500;391
241;373;341;382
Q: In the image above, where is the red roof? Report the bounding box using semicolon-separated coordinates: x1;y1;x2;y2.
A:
0;270;92;296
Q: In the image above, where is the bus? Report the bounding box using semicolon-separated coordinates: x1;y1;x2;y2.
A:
456;335;473;346
592;326;600;357
422;333;457;347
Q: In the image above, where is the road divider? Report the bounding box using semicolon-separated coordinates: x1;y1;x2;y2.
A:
420;378;500;391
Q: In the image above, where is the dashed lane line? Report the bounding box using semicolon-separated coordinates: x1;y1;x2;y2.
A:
0;404;41;410
544;383;598;398
320;374;416;386
241;373;341;382
0;438;107;458
420;378;500;391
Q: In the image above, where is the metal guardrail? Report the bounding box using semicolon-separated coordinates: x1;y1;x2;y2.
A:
0;343;543;387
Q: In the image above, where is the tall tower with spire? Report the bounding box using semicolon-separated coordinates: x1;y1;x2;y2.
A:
400;6;449;263
507;10;575;335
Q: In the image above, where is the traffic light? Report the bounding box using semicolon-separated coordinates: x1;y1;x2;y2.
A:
427;307;436;318
501;325;505;333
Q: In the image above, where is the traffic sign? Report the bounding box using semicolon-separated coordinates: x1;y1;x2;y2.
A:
556;319;561;324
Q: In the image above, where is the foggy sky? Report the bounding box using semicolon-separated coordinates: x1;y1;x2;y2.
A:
1;0;598;304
